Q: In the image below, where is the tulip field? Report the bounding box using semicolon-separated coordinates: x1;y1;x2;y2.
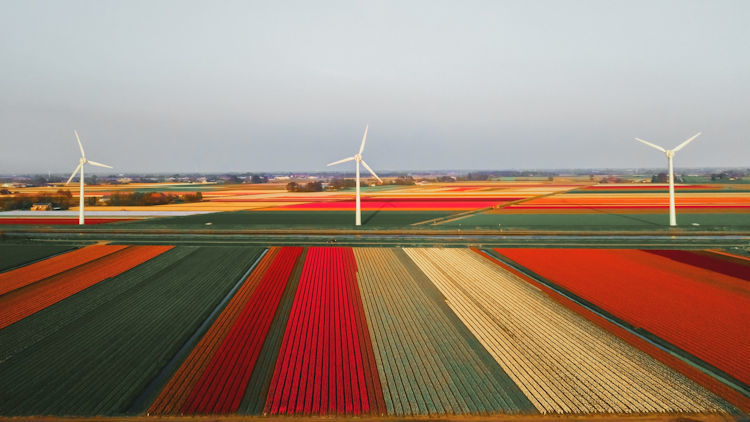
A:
0;243;747;417
494;248;750;387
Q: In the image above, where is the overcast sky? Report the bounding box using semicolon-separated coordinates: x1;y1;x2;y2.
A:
1;0;748;174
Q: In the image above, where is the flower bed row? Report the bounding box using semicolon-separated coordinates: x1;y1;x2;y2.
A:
279;198;522;211
0;244;75;273
407;248;727;414
0;246;265;415
264;247;380;415
645;250;750;284
355;247;530;415
495;248;750;386
148;247;283;414
0;244;127;296
0;246;171;330
182;247;303;414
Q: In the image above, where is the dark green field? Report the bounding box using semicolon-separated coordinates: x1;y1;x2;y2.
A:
0;244;75;272
441;212;750;231
115;210;454;230
0;246;263;415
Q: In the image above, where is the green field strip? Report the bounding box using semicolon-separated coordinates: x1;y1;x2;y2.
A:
393;249;536;411
239;248;307;414
0;246;197;363
354;248;532;415
0;246;263;416
444;212;750;230
0;244;76;272
404;248;732;414
117;210;454;230
130;248;269;413
394;248;533;414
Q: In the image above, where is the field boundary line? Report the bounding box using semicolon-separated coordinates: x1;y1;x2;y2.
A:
411;185;588;226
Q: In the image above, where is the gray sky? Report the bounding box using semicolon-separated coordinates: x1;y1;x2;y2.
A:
1;0;748;174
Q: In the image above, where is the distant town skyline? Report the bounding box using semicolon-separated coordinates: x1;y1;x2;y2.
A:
1;0;748;174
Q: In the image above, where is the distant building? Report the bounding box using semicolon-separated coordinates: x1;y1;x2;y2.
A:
31;203;52;211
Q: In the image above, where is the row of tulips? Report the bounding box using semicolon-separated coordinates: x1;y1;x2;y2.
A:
495;248;750;387
0;246;171;330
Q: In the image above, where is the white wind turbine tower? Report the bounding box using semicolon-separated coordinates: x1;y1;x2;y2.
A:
66;130;113;225
635;132;701;227
327;125;382;226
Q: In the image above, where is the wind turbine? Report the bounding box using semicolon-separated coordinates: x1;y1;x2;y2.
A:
327;125;382;226
66;130;113;225
635;132;701;227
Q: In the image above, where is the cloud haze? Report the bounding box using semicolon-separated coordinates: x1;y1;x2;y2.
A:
1;0;748;173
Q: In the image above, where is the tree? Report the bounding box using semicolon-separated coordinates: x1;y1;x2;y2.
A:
652;173;668;183
182;192;203;202
393;176;415;185
329;178;356;190
286;182;299;192
304;181;323;192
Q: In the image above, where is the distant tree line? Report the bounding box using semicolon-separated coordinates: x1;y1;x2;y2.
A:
710;172;744;181
286;181;323;192
107;191;203;206
326;176;414;190
328;178;356;189
0;190;74;211
392;176;415;185
221;174;269;184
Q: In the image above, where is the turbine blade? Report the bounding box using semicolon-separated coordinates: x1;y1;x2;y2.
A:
673;132;701;152
87;160;113;169
74;130;86;158
635;138;666;152
358;125;368;154
66;163;82;185
327;156;355;167
360;159;382;183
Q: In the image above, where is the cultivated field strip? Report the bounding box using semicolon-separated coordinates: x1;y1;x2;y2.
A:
345;249;387;415
0;244;127;295
0;244;75;273
404;248;729;414
645;250;750;287
0;245;171;330
181;247;303;414
354;248;533;415
0;247;197;364
148;247;281;414
0;246;263;416
239;248;307;414
496;248;750;386
264;247;378;415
